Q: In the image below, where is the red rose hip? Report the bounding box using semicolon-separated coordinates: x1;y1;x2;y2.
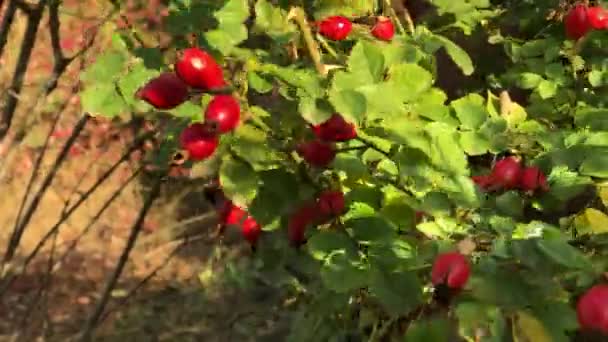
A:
519;166;550;192
179;123;219;161
587;6;608;29
318;16;352;41
577;284;608;335
135;73;189;109
175;47;226;90
288;203;318;246
241;216;262;246
317;190;346;218
490;157;523;190
565;5;592;40
204;95;241;134
371;17;395;41
312;113;357;142
297;140;336;168
431;252;471;290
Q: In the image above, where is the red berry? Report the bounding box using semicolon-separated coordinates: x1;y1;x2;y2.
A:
577;284;608;335
312;114;357;142
317;190;345;219
297;140;336;168
175;47;226;90
472;174;493;191
241;216;262;246
490;157;523;190
204;95;241;134
431;252;471;290
318;16;352;41
220;200;247;226
519;166;550;192
371;17;395;41
135;73;188;109
288;203;318;246
565;5;592;40
587;6;608;30
179;123;219;161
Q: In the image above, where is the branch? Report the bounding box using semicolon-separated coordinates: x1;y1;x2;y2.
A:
2;113;89;267
78;175;163;342
0;0;49;141
288;7;327;77
0;0;18;58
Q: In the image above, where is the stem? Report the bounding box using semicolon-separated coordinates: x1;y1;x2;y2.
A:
288;7;327;77
336;145;368;153
78;175;163;342
383;0;407;34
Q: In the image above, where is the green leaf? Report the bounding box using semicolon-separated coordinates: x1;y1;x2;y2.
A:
426;123;468;174
536;238;593;270
574;108;608;131
495;191;524;219
347;41;385;84
347;217;396;245
307;231;357;261
328;89;367;123
249;169;302;226
219;156;259;207
536;80;557;99
230;124;281;170
248;72;274;93
405;317;450;342
412;88;457;125
320;253;368;293
451;93;488;129
580;148;608;178
80;51;126;83
429;33;474;76
516;73;543;89
369;269;422;316
205;0;249;55
388;63;433;103
459;131;490;155
253;0;296;42
81;83;128;118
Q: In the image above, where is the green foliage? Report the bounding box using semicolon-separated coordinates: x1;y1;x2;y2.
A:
79;0;608;340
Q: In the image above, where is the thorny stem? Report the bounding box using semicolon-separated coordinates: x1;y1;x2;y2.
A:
383;0;407;34
288;7;327;77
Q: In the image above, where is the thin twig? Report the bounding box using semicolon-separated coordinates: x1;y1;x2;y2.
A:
98;235;191;325
53;167;142;271
18;132;152;269
78;175;163;342
3;114;89;267
0;0;49;140
0;0;18;58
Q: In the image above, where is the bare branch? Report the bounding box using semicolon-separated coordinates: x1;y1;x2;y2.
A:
2;113;89;266
0;0;19;59
78;175;163;342
0;0;49;140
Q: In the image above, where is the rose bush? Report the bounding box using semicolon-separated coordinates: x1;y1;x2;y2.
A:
79;0;608;340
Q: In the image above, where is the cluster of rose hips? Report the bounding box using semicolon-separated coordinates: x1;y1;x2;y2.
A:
316;15;396;41
288;190;346;246
565;4;608;40
472;156;549;194
136;47;240;161
432;252;608;335
297;113;357;168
